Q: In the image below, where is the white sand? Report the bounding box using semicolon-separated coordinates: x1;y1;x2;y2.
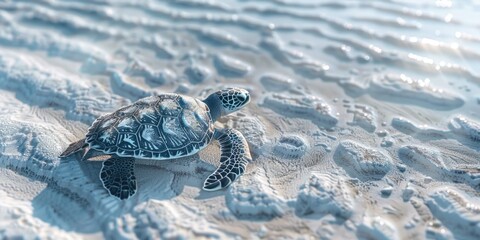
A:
0;0;479;239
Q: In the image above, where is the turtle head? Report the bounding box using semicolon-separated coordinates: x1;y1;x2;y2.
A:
203;88;250;121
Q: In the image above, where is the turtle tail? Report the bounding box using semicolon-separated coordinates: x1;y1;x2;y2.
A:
60;138;87;158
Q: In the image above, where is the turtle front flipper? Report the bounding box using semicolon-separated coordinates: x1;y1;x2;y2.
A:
100;156;137;200
60;138;87;157
203;128;251;191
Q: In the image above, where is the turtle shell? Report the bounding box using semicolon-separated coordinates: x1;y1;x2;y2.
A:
85;93;215;160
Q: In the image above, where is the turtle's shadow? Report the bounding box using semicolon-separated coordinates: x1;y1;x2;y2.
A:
133;155;221;201
30;154;221;234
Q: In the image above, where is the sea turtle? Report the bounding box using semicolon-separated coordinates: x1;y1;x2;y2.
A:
60;88;252;200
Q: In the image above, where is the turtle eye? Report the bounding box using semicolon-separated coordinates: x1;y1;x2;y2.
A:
237;94;246;102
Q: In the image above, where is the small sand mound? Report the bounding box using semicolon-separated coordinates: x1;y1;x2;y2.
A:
226;171;286;220
426;187;480;239
450;115;480;141
398;145;449;178
357;216;399;240
273;135;308;159
295;173;354;220
263;93;338;127
335;140;392;180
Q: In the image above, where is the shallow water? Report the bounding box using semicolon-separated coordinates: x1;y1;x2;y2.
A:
0;0;479;239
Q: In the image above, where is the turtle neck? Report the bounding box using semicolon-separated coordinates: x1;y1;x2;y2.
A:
203;94;222;122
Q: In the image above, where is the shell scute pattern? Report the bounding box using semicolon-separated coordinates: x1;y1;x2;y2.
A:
157;95;182;117
86;116;119;153
115;104;137;118
181;109;208;142
117;133;139;150
86;117;105;146
137;107;161;124
116;117;140;133
159;150;171;159
86;94;214;160
137;124;167;151
169;149;186;158
177;95;197;109
162;116;190;149
88;116;117;138
98;128;118;146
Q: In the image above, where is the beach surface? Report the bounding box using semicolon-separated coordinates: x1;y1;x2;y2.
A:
0;0;479;239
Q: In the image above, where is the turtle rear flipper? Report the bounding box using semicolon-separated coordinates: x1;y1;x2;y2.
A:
203;128;251;191
60;138;87;157
100;156;137;200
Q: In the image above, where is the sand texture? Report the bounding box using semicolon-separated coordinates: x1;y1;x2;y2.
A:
0;0;479;239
